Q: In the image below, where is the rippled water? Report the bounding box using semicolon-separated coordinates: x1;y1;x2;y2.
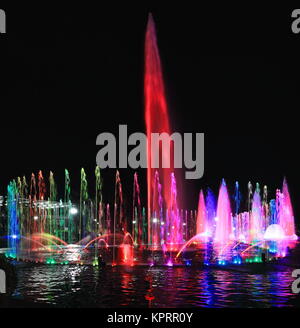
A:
11;264;300;308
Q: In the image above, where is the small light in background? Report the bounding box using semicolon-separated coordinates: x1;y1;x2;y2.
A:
70;207;78;215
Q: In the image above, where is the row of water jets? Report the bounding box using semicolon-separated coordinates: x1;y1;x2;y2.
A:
1;167;297;265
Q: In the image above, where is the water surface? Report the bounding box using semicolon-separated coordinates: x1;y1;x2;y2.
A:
12;264;300;308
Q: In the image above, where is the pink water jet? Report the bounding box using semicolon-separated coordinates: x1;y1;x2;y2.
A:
214;180;232;244
279;178;297;239
250;184;263;242
133;173;143;247
168;173;182;250
152;170;163;249
196;190;207;236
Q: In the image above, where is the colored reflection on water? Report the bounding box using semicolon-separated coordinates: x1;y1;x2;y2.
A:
11;265;300;308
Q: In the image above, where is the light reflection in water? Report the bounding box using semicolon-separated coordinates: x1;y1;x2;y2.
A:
12;265;299;308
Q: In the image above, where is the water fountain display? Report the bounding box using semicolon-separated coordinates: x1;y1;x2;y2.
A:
0;14;298;267
0;169;297;267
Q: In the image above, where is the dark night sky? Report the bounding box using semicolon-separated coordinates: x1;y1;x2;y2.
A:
1;5;300;226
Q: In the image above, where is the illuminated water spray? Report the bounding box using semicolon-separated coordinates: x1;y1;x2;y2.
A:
250;183;263;242
79;168;89;240
144;14;174;247
152;170;163;249
168;173;182;250
95;166;102;234
64;169;74;244
7;181;19;258
280;178;296;239
196;190;206;236
214;179;232;244
113;170;124;265
133;173;143;247
206;188;216;237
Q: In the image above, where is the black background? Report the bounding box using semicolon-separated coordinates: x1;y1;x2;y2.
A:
1;4;300;229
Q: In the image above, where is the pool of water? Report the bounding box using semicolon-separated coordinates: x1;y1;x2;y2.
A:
11;264;300;308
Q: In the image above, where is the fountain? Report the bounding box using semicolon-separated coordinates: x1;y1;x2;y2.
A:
1;168;298;266
250;183;263;242
0;14;298;267
280;178;297;240
145;14;181;253
214;180;232;244
196;190;206;236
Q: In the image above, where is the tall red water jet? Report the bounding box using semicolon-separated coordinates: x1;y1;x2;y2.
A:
144;14;173;247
